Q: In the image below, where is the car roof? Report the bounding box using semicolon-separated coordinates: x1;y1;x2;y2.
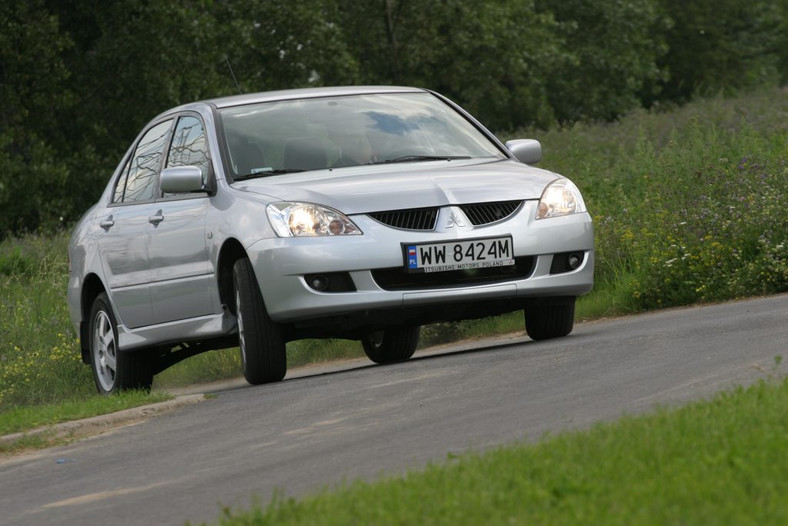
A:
205;85;428;109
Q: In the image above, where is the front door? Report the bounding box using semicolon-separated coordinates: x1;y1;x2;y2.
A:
147;114;217;324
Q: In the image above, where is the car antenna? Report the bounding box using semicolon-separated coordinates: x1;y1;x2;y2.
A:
224;55;243;94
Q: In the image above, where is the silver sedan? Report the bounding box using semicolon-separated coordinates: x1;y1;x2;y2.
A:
67;86;594;393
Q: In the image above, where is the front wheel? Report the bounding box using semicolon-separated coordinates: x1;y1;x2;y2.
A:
233;258;287;385
524;300;575;341
362;326;420;364
89;293;153;394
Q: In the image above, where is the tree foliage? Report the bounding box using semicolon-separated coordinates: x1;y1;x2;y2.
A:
0;0;785;236
338;0;566;129
536;0;670;122
0;1;73;234
656;0;786;102
216;0;359;92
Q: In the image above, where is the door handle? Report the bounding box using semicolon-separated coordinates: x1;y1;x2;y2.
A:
99;217;114;230
148;212;164;225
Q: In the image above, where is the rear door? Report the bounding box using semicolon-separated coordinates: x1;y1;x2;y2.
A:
97;119;173;328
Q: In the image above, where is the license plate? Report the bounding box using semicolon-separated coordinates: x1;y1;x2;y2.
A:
404;236;514;273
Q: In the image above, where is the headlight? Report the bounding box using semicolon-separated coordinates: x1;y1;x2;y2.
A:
267;202;362;237
536;179;587;219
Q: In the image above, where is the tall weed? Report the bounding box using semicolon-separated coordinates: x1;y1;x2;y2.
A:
0;233;93;408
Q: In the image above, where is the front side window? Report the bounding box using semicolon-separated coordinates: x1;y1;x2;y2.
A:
163;115;209;197
166;115;209;174
112;159;130;203
122;120;173;203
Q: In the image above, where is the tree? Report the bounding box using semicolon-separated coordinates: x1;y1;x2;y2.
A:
0;0;73;236
1;0;784;236
535;0;669;122
212;0;359;92
338;0;566;130
655;0;786;102
48;0;228;154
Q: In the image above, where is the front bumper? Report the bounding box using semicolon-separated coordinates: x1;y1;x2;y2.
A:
247;201;594;325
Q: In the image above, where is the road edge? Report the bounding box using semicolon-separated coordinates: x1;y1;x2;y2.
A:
0;394;205;449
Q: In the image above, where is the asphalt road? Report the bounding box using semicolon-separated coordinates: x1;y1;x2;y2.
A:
2;294;786;525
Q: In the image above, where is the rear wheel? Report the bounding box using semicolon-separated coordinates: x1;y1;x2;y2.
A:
524;300;575;341
233;258;287;385
362;326;420;364
89;293;152;394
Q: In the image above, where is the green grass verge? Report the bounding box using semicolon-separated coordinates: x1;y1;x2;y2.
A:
210;376;788;525
0;390;172;454
0;390;171;436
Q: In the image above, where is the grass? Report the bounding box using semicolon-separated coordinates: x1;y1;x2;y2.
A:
0;233;96;408
0;389;171;436
209;375;788;525
1;86;786;426
0;389;171;455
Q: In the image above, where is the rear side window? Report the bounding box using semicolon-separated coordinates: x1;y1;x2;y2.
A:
114;119;173;203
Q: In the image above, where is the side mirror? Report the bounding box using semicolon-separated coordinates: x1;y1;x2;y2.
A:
505;139;542;165
160;166;214;194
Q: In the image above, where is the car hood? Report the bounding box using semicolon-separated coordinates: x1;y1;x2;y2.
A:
231;159;561;214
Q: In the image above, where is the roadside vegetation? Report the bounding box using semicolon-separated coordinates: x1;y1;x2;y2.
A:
210;374;788;525
1;87;785;418
534;88;788;313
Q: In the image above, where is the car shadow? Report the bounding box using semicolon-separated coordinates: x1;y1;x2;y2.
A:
204;336;535;395
169;326;600;397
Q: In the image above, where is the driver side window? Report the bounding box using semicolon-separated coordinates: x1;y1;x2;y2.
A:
163;115;209;197
166;115;209;174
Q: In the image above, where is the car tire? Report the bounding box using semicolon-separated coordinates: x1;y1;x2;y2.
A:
524;300;575;341
233;258;287;385
362;326;420;364
89;292;153;394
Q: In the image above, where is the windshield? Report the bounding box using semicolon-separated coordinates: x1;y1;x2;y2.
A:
219;92;506;180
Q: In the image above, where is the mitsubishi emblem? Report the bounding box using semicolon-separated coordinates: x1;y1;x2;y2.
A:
445;208;467;229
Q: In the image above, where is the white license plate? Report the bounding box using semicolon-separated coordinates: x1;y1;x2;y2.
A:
404;236;514;273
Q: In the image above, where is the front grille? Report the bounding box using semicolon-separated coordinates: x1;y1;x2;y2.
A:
460;201;522;226
371;256;536;291
368;207;438;231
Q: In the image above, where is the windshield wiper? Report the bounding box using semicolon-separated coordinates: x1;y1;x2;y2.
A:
233;168;305;181
375;155;471;165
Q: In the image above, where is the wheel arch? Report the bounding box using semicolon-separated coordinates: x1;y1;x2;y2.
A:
79;273;106;363
217;238;248;315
